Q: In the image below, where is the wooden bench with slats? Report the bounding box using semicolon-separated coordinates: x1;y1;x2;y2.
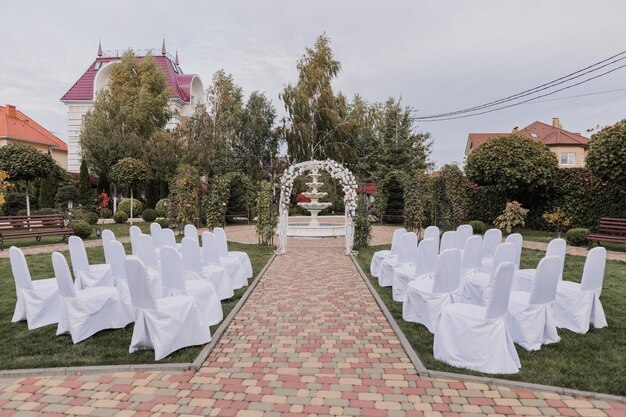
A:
587;217;626;247
0;214;74;249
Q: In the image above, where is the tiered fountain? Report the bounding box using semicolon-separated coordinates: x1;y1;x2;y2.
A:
286;169;345;237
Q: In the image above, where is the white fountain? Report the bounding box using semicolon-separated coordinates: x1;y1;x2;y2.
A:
286;169;345;237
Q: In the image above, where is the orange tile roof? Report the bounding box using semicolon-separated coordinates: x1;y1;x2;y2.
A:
0;105;67;151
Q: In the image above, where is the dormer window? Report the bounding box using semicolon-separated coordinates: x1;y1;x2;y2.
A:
94;62;102;71
530;133;538;138
171;60;179;74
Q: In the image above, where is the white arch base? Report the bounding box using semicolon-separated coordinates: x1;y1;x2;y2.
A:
276;160;358;255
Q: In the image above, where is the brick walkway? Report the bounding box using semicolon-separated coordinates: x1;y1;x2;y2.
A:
1;237;625;416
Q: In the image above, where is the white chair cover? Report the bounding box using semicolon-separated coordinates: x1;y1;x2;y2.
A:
161;246;223;326
184;224;199;245
102;229;116;264
106;240;132;305
392;238;437;302
403;248;462;332
423;226;440;249
461;242;516;306
214;227;253;279
378;232;417;287
125;258;211;360
68;236;114;290
160;228;179;249
456;224;473;250
513;238;565;292
461;235;483;275
181;237;234;300
434;262;520;374
150;223;166;248
9;246;61;329
202;232;247;289
554;247;608;334
129;225;142;255
52;252;133;344
481;228;502;263
506;256;561;350
136;234;160;271
505;233;523;269
370;228;405;277
439;231;458;253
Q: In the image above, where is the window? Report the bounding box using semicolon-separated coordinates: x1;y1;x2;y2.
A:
94;62;102;71
560;152;576;166
530;133;538;138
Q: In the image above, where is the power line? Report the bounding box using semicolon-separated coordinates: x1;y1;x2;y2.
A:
414;63;626;122
412;49;626;120
522;87;626;104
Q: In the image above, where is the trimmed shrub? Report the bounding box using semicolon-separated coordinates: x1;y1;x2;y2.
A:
155;198;168;218
469;220;487;234
54;185;78;208
33;208;61;215
85;211;99;225
156;218;169;228
101;207;113;218
494;201;528;233
4;192;36;216
566;228;589;247
113;210;128;224
17;209;27;216
117;198;144;217
72;221;93;239
142;208;157;222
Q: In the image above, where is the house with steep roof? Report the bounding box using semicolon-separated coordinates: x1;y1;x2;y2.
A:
465;118;589;167
0;104;68;169
60;41;204;172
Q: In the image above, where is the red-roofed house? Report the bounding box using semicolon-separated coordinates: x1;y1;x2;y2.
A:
465;118;590;167
0;104;68;168
60;41;204;172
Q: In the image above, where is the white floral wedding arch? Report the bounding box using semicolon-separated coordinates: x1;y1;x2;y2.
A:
276;159;358;255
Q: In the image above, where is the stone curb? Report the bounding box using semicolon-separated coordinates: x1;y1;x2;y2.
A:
0;253;277;379
349;254;626;404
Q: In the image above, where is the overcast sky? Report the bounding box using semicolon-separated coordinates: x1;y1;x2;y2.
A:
2;0;626;167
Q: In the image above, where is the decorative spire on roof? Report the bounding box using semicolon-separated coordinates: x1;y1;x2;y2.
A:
161;38;166;55
175;50;179;65
97;40;102;57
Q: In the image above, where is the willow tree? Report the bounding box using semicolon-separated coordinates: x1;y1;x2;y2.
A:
281;34;351;162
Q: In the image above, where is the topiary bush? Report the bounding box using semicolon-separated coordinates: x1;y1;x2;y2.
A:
142;208;157;222
101;207;113;218
113;210;128;224
469;220;487;234
72;221;93;239
17;209;28;216
33;208;61;215
155;198;168;218
156;218;169;228
117;198;144;217
566;228;589;247
85;211;99;225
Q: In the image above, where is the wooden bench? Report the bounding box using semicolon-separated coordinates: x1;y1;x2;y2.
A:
587;217;626;247
0;214;75;249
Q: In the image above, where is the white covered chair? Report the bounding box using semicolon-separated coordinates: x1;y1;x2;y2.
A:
160;228;180;250
370;228;406;277
553;247;608;334
392;238;438;302
125;258;211;360
378;232;417;288
456;224;473;250
9;246;61;329
106;240;132;305
513;238;566;292
68;236;114;290
214;227;253;279
505;233;523;269
102;229;116;264
461;235;483;275
184;224;199;245
181;237;234;300
439;231;458;253
52;252;133;344
506;256;561;351
129;225;142;256
423;226;440;249
150;223;166;248
461;242;516;306
136;234;160;271
403;248;462;332
480;228;502;271
202;232;247;289
434;262;520;374
161;246;223;326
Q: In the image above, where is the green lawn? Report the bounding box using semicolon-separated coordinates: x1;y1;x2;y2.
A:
0;241;274;369
355;244;626;396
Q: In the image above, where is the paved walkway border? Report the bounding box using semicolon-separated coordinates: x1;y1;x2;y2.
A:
0;253;277;379
349;254;626;404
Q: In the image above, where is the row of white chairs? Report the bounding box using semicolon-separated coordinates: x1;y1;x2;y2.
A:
371;227;608;374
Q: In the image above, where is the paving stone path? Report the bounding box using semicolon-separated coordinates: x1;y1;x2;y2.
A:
0;238;625;417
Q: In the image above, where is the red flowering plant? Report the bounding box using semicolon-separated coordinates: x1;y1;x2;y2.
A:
97;191;110;226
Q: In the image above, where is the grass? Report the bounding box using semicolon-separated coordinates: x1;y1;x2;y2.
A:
0;241;275;370
354;244;626;396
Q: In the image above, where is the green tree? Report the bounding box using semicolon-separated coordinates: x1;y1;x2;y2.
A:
110;157;148;224
586;119;626;193
440;164;472;226
78;158;93;208
281;34;351;162
143;129;183;207
344;95;382;181
169;164;200;228
0;144;56;215
38;152;71;209
80;51;170;190
465;136;558;201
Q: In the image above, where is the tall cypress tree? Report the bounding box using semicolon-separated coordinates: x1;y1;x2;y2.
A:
78;158;93;208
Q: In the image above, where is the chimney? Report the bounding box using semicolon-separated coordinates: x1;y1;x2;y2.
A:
512;126;519;133
552;117;562;129
6;104;16;118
